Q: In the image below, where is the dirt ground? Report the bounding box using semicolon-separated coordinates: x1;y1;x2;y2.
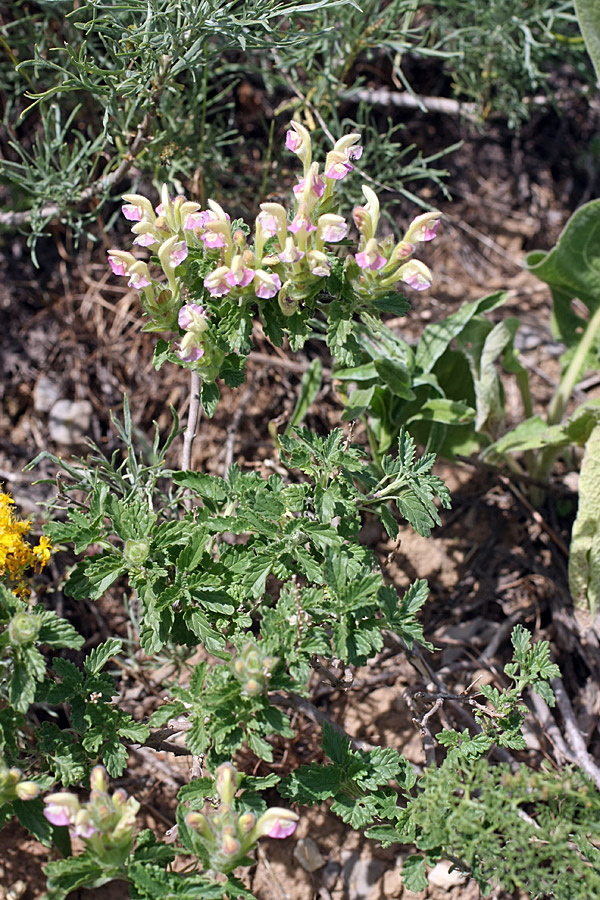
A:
2;83;600;900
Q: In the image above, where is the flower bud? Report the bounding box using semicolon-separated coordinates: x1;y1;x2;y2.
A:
186;811;213;840
90;766;108;793
285;121;312;171
237;812;256;836
352;185;380;241
15;780;40;801
215;763;239;805
124;539;149;567
8;612;40;645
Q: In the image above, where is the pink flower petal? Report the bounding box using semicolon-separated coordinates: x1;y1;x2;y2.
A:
108;254;127;276
122;204;142;221
202;231;226;249
267;819;298;839
43;805;72;828
133;232;158;247
128;272;151;289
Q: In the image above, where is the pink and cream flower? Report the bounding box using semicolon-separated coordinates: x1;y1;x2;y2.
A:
254;270;282;299
204;266;232;297
355;238;387;272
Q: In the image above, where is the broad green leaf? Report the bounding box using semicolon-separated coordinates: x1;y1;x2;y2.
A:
332;793;379;827
575;0;600;87
13;797;52;845
374;358;415;400
415;292;508;373
526;200;600;351
341;386;375;421
486;399;600;458
333;362;378;382
569;422;600;614
484;416;548;457
372;292;410;316
406;398;475;427
457;317;519;437
285;358;323;435
45;853;108;897
36;610;84;649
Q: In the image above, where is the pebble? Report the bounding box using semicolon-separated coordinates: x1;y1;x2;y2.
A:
294;837;326;872
341;851;382;900
33;375;62;413
49;399;93;446
428;859;467;889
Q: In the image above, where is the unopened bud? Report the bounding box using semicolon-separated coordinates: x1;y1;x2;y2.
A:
15;781;40;801
124;539;149;567
215;763;239;806
90;766;109;794
8;612;40;645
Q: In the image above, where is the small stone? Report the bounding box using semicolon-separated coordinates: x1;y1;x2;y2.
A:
49;399;93;446
33;376;62;413
428;859;467;890
342;852;382;900
381;866;404;898
320;860;341;890
294;837;326;872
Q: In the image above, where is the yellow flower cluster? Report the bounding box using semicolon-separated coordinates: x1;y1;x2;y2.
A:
0;491;52;596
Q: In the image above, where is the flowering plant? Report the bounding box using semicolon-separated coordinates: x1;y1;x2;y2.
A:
7;118;597;900
107;121;440;400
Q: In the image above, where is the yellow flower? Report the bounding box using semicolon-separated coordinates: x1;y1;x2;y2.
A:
0;490;52;596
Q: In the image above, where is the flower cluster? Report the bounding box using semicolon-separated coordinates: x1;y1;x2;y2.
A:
107;121;440;374
0;758;40;805
0;491;52;597
43;766;140;864
186;762;298;874
348;186;440;298
231;640;278;696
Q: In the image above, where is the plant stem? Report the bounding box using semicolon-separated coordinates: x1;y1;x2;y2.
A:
534;299;600;486
181;371;202;484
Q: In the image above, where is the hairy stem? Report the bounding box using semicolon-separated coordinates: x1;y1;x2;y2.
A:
181;371;202;495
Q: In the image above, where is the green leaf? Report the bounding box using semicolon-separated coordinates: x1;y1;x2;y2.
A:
322;719;352;765
201;381;220;417
64;554;126;601
285;358;323;435
575;0;600;83
153;339;171;371
527;200;600;351
406;397;475;427
36;611;84;650
341;386;375;421
570;422;600;614
280;762;346;804
372;292;410;316
45;853;107;899
374;358;415;400
220;354;247;388
402;855;428;892
484;416;548;457
415;292;508;373
332;793;379;827
13;797;52;845
84;638;123;675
